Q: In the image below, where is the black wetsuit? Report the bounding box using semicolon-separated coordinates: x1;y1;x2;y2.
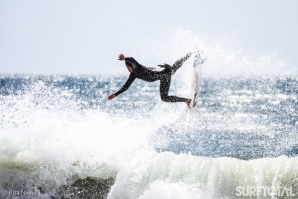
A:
115;54;191;102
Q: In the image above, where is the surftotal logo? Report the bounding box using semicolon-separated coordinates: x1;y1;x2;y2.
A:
236;186;295;197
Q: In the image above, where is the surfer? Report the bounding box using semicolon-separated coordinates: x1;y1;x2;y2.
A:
108;53;192;107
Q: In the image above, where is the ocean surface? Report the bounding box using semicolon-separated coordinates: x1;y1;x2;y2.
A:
0;74;298;199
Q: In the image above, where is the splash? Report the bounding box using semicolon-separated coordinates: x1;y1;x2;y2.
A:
137;28;290;77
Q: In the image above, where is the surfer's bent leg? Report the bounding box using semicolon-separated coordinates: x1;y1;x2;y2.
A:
171;53;192;75
160;74;187;102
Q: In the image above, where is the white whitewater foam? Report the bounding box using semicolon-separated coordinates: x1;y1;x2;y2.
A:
0;83;298;199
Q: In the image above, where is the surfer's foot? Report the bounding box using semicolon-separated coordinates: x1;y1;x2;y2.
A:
186;52;192;59
186;99;192;108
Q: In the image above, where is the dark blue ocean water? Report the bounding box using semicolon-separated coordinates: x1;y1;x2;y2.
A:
1;75;297;159
0;75;298;199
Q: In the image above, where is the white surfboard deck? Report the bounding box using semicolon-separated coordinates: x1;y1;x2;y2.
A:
186;51;206;121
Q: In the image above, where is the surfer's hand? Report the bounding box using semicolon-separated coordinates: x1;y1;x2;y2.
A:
186;99;192;108
118;54;125;61
108;94;116;100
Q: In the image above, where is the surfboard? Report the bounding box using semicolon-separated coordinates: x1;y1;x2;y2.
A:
189;51;206;109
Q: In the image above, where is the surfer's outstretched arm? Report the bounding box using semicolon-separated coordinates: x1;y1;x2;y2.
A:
108;73;136;100
171;52;192;75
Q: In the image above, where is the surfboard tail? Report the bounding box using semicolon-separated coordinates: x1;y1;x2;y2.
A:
188;50;205;110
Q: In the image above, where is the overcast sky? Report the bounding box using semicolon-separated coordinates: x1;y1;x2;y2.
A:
0;0;297;76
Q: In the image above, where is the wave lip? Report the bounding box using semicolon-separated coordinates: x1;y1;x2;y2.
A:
108;152;298;199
